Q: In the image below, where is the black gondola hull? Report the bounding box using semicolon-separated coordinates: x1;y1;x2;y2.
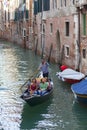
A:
22;88;54;106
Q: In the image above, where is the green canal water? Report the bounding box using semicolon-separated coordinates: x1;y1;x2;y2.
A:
0;41;87;130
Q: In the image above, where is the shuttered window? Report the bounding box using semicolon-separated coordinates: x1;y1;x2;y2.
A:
34;0;38;14
65;22;69;36
65;46;69;57
38;0;42;12
82;49;86;59
73;0;75;4
83;14;86;35
64;0;66;6
34;0;50;14
43;0;50;11
26;10;29;19
50;23;53;33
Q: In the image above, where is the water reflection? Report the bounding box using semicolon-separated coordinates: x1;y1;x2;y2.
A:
1;41;87;130
0;42;24;130
0;89;23;130
21;99;56;130
72;102;87;130
0;41;42;130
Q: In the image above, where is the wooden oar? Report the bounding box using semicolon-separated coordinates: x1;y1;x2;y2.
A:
20;69;39;89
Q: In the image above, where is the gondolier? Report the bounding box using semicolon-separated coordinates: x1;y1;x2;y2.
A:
38;58;49;77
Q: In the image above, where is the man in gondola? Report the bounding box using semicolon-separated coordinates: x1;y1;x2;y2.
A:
38;58;49;78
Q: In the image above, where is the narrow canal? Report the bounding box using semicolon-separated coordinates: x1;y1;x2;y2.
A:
0;41;87;130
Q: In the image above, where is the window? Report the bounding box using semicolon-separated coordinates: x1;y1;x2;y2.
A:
40;24;45;33
53;0;57;9
43;0;50;11
83;14;86;35
8;11;10;21
61;0;63;7
52;0;54;8
50;23;53;33
64;0;66;6
72;0;75;4
65;22;69;36
23;28;26;37
29;27;33;34
65;46;69;57
43;24;45;33
5;10;6;22
55;0;57;8
38;0;50;12
82;49;86;59
70;0;75;5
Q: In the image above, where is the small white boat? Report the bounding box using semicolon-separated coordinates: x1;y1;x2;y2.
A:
56;68;85;84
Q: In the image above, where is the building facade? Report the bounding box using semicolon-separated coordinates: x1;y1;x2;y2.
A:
0;0;87;74
33;0;87;74
0;0;33;48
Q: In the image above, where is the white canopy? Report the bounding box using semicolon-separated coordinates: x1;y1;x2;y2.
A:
57;68;85;80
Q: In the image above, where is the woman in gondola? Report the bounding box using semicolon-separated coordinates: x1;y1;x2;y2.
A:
29;78;38;95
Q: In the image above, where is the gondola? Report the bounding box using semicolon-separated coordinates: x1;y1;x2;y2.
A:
20;72;54;106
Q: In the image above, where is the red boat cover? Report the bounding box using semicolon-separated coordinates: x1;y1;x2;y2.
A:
60;65;68;71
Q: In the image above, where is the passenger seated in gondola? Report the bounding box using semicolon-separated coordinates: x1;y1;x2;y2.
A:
46;78;53;91
29;78;38;95
26;77;53;96
37;78;49;95
40;78;48;90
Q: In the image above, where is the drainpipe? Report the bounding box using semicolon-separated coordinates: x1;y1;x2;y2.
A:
41;0;44;59
77;7;81;71
29;0;32;49
23;1;26;48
